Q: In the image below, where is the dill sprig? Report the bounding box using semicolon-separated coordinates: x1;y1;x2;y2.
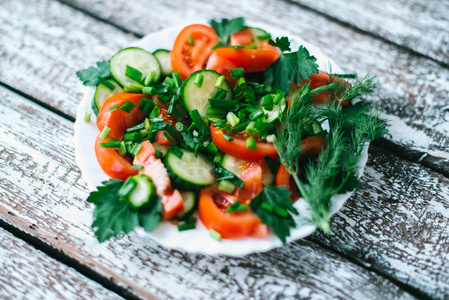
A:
275;72;388;233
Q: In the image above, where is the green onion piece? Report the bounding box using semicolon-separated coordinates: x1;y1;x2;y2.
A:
257;32;271;40
262;94;273;108
230;67;244;79
132;165;143;170
213;153;223;163
142;86;156;95
163;132;177;147
125;65;143;83
119;141;127;156
208;117;223;123
144;118;151;130
211;41;224;50
100;141;121;148
188;36;194;46
226;112;239;127
228;203;248;213
140;129;149;137
261;202;275;212
206;141;219;153
246;137;257;150
237;77;247;89
144;70;157;86
232;122;247;133
206;107;227;116
170;146;183;159
84;109;92;122
273;93;283;105
215;75;225;88
273;206;289;218
130;83;144;91
178;222;196;231
149;106;160;119
244;43;256;49
330;73;357;79
209;228;222;241
154;150;163;159
222;134;233;141
249;109;264;120
175;122;187;132
119;100;137;113
124;132;141;142
138;97;149;111
229;45;244;49
99;126;111;141
190;109;209;137
266;134;276;143
118;177;138;197
172;71;182;89
98;76;115;91
108;104;118;112
127;123;145;133
194;73;204;88
129;143;142;156
218;180;235;193
208;99;235;109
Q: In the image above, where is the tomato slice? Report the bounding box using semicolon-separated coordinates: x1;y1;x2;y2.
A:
230;28;279;53
275;164;299;201
210;125;278;162
171;24;219;79
211;48;279;73
95;136;137;180
205;52;238;88
297;71;351;105
233;162;264;201
198;186;263;239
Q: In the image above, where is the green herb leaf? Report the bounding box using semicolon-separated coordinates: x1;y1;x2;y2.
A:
250;185;298;243
268;36;291;52
210;17;245;43
76;60;111;86
265;40;319;92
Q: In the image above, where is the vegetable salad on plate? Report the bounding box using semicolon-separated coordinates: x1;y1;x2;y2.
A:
75;17;387;248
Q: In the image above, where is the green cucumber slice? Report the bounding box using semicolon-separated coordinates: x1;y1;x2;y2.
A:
127;174;157;209
264;97;287;124
166;148;215;188
176;191;197;219
180;70;233;118
110;47;161;87
153;49;173;76
92;79;124;114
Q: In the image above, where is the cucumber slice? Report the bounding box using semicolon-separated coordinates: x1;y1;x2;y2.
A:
153;49;173;76
222;154;274;186
264;97;287;124
180;70;233;118
249;27;270;47
166;148;215;188
110;47;161;87
127;174;157;209
92;79;124;114
176;191;196;219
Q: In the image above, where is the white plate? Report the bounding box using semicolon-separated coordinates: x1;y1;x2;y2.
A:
74;23;369;256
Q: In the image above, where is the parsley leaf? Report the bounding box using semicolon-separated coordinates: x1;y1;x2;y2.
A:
210;17;245;44
265;37;319;92
250;186;298;243
76;60;111;86
87;178;162;242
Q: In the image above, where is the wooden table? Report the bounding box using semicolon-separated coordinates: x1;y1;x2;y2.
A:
1;0;448;299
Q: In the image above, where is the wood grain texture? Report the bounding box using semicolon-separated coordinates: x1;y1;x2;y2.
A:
0;84;414;299
2;0;448;174
289;0;449;64
0;228;122;300
310;146;449;299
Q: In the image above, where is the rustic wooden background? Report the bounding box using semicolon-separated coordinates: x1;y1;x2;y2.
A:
0;0;448;299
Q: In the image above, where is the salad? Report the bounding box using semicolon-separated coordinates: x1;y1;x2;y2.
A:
75;17;387;246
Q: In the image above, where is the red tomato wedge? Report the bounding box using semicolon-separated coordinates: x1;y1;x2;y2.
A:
198;186;265;239
210;125;278;162
134;140;183;220
205;52;238;88
211;48;279;73
297;71;351;105
171;24;219;79
233;162;264;201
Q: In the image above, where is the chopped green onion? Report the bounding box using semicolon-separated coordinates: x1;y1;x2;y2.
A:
144;118;151;130
125;65;143;83
226;112;239;127
230;67;244;79
178;222;196;231
209;99;235;109
99;126;111;141
118;177;138;197
273;206;289;218
261;202;275;212
119;100;137;113
84;109;91;123
209;228;222;241
119;141;127;156
194;73;204;88
154;150;163;159
108;104;118;112
208;117;223;123
142;86;156;95
206;107;227;116
175;122;187;132
229;45;244;49
257;32;271;40
100;141;121;148
170;146;183;159
215;75;225;88
172;71;182;89
127;123;145;133
222;134;233;141
190;109;209;137
211;41;224;50
188;36;194;46
273;93;283;105
129;143;142;156
228;203;248;213
124;132;141;142
149;106;160;119
232;122;248;133
249;109;264;120
132;165;143;170
218;180;235;193
244;43;257;49
237;77;247;89
212;88;228;99
266;134;276;143
98;76;115;90
262;94;273;108
140;129;149;137
163;132;177;147
246;137;257;150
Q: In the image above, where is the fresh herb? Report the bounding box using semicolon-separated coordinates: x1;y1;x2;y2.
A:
265;37;319;92
250;185;298;243
210;17;245;44
87;179;162;242
76;60;111;86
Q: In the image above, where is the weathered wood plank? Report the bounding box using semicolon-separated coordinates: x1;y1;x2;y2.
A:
0;84;413;299
310;146;449;299
0;227;122;300
2;0;449;176
288;0;449;64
